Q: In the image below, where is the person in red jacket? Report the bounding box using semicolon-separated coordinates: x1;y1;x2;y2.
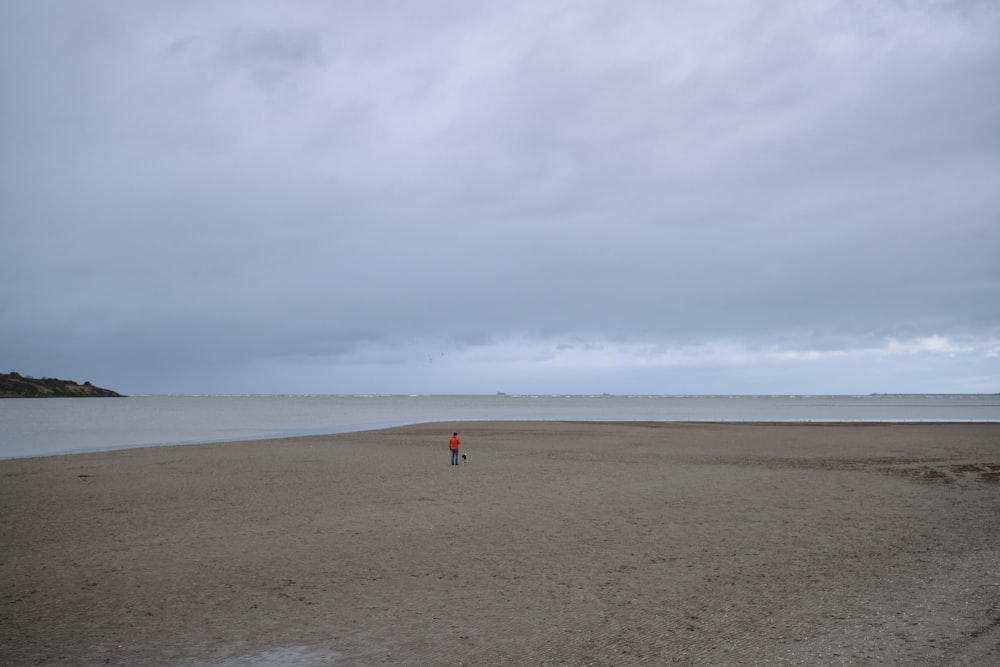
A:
449;432;461;466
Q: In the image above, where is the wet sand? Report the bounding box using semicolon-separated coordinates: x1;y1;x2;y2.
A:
2;422;998;666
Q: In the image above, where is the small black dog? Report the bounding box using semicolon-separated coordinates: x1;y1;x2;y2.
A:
461;452;469;463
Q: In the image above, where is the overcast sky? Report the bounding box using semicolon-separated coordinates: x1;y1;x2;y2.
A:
1;1;998;395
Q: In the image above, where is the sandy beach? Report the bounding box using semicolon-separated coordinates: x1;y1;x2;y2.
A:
2;422;998;666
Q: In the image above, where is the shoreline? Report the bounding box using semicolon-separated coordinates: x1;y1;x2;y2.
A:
5;393;998;461
5;418;1000;463
3;422;998;665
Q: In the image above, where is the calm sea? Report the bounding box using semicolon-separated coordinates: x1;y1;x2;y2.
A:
1;394;998;460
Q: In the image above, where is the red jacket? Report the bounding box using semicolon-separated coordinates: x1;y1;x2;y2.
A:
449;435;461;450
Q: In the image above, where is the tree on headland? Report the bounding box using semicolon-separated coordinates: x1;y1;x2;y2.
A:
0;372;124;398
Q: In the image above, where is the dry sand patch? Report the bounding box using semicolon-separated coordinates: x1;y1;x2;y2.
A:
2;422;998;665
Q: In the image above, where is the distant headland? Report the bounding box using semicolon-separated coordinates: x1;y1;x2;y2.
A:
0;372;124;398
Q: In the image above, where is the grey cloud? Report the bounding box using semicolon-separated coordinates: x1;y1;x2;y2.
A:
1;0;998;394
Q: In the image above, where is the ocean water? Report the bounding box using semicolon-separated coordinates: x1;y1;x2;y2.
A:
1;393;998;460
